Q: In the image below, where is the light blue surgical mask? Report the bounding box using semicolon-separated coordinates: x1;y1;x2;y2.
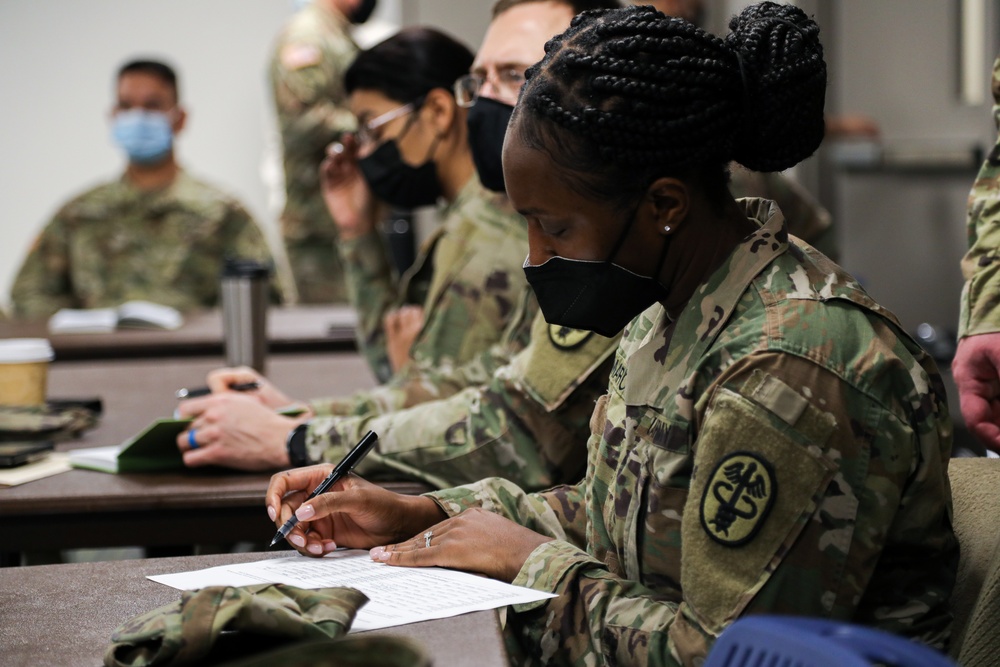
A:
111;109;174;164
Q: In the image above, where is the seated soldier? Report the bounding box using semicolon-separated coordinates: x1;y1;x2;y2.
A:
10;59;275;318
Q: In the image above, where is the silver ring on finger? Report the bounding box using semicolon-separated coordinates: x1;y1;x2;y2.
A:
424;530;432;548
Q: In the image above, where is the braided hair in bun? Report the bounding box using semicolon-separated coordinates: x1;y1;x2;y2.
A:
512;2;826;209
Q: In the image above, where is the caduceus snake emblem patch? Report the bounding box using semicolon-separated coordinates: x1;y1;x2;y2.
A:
700;451;777;547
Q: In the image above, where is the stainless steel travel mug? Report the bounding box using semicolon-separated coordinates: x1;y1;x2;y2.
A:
221;259;270;373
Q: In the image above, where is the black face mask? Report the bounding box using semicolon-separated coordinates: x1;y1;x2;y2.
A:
523;209;670;338
467;97;514;193
348;0;377;24
358;137;441;209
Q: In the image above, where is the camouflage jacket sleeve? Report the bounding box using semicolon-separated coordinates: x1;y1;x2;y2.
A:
309;288;538;418
429;478;591;550
10;210;75;318
221;200;274;264
304;316;616;491
958;56;1000;338
338;230;398;381
219;199;284;303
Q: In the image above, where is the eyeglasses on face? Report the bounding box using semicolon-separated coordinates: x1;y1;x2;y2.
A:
355;102;415;146
453;68;526;108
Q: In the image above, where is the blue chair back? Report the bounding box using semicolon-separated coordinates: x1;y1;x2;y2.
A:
704;616;955;667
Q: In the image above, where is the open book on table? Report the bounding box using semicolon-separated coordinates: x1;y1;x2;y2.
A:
49;301;183;334
67;419;190;473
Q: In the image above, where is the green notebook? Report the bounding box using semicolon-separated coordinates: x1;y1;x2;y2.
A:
68;419;190;473
67;406;305;474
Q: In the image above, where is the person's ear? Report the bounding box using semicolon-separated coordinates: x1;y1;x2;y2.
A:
420;88;456;136
645;177;689;236
172;106;188;135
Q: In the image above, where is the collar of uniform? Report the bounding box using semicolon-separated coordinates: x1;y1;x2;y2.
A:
437;172;479;223
622;198;787;407
115;168;186;202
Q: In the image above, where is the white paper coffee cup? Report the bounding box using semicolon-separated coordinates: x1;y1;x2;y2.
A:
0;338;55;406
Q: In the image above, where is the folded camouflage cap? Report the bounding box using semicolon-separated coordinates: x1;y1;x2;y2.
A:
0;403;99;442
104;584;369;667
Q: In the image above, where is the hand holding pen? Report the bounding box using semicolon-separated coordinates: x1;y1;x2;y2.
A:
176;366;295;412
265;433;448;558
270;430;379;547
175;368;310;470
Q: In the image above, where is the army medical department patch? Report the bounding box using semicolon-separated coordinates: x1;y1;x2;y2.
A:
548;324;592;350
700;451;776;547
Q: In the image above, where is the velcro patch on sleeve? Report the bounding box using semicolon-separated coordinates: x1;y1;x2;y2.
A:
682;385;835;634
280;43;322;70
519;314;619;411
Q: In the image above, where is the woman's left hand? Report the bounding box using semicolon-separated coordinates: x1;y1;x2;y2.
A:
177;393;302;470
369;508;553;582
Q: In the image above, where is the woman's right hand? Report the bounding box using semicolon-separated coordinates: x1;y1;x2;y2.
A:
384;305;425;372
319;134;377;241
266;465;446;556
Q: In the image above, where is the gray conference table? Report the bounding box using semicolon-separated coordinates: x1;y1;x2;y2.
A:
0;551;508;667
0;304;358;361
0;353;430;556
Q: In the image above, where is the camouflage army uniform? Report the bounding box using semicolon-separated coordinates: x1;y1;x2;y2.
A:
306;297;618;490
11;171;273;318
311;175;532;413
429;199;958;666
959;56;1000;338
270;2;358;304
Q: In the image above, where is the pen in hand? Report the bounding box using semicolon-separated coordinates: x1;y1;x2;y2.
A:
269;430;379;548
175;381;260;400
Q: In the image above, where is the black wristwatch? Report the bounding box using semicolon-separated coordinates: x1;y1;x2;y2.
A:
286;422;311;468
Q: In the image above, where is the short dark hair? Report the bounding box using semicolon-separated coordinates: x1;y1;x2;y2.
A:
117;59;180;100
513;2;826;209
492;0;621;18
345;27;474;103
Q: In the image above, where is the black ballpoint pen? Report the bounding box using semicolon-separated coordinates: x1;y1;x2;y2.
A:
269;430;379;548
175;381;260;400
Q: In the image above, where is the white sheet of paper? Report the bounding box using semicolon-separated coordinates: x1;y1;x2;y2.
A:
149;550;555;632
